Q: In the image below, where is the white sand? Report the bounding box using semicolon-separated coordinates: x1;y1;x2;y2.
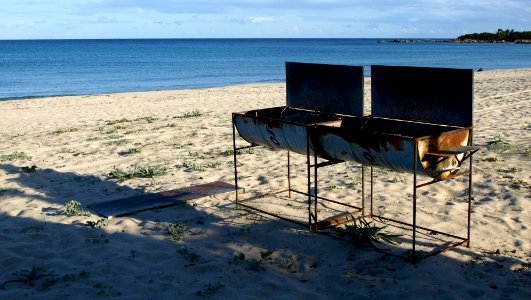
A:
0;68;529;299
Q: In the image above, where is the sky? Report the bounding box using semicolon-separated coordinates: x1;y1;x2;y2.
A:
0;0;529;39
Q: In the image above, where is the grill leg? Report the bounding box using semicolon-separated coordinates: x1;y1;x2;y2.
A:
361;165;365;216
370;166;374;217
232;118;239;203
288;151;291;198
412;145;418;262
307;132;312;231
313;148;318;232
467;153;473;247
467;129;474;248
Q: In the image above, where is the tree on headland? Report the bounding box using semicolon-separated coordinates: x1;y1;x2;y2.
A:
457;29;531;43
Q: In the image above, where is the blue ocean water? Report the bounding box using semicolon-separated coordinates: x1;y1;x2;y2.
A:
1;38;530;100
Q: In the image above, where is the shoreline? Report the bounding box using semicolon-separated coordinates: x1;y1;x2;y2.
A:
0;68;529;298
0;80;285;102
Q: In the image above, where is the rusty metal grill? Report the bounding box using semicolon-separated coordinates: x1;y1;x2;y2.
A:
232;62;479;261
232;62;365;230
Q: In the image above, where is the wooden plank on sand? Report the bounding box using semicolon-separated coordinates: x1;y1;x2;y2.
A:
88;181;239;218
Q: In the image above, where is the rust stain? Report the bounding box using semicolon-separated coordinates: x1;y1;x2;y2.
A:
423;129;469;155
419;129;470;179
386;136;405;151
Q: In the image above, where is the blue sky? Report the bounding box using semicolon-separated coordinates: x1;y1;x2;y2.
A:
1;0;529;39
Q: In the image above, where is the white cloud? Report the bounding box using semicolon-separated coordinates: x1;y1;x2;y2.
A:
366;23;383;32
0;21;45;29
249;17;275;23
98;16;119;23
400;25;419;33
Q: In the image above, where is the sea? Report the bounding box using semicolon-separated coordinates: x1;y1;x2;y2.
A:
1;38;530;100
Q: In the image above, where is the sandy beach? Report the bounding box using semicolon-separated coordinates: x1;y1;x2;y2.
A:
0;68;529;299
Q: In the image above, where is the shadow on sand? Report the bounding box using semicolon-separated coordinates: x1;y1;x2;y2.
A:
0;163;529;298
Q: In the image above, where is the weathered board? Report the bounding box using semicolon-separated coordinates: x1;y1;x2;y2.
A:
88;181;238;218
286;62;364;116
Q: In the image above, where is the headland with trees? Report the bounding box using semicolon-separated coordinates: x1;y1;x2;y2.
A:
379;29;530;44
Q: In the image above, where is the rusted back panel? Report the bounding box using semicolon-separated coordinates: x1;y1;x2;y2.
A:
286;62;364;116
371;65;473;127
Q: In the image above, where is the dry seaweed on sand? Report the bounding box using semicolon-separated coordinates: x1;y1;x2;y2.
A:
339;217;401;249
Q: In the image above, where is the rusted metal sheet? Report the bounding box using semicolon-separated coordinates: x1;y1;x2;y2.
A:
315;116;471;178
418;128;470;179
235;108;472;179
286;62;364;116
233;106;338;158
371;65;473;127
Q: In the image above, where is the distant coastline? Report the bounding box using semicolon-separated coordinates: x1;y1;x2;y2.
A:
457;29;531;44
380;39;530;44
380;29;531;44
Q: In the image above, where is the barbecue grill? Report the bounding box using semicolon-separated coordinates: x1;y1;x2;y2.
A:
232;62;365;229
232;63;479;260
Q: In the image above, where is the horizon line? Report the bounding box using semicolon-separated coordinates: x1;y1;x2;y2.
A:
0;37;455;41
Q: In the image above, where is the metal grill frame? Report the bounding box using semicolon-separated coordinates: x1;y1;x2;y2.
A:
232;109;364;231
231;63;480;262
363;133;479;261
365;65;478;260
232;62;366;230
